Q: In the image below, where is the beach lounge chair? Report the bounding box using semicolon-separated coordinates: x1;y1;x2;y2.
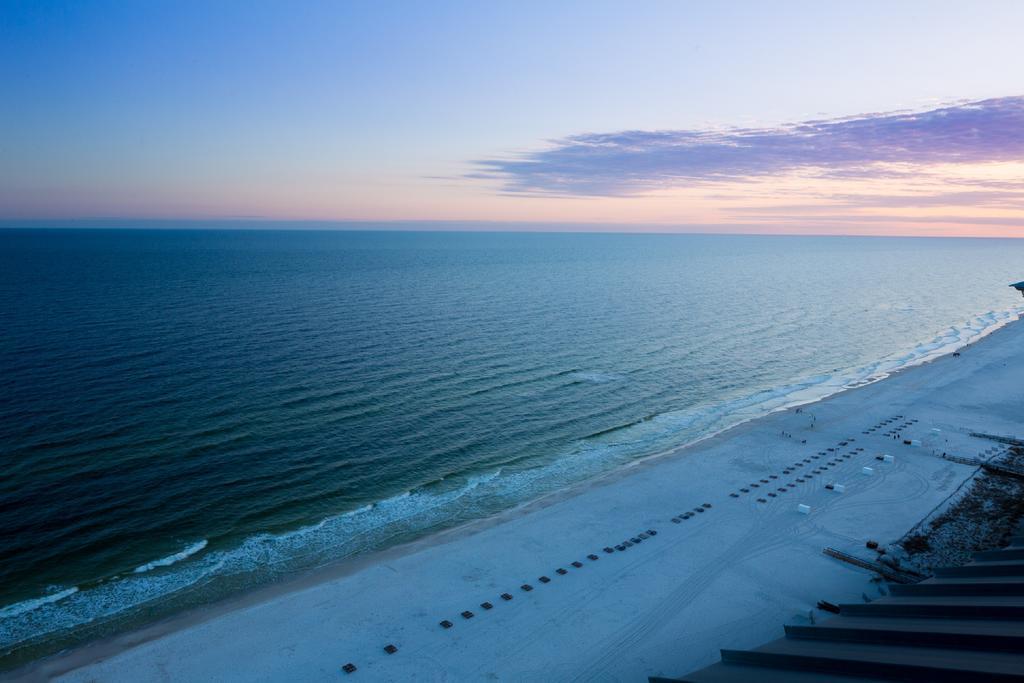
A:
588;554;599;560
481;601;493;610
539;576;551;583
343;663;357;673
440;620;453;629
521;584;533;591
603;546;614;553
461;610;474;619
572;561;583;568
556;568;568;575
384;644;398;654
501;593;513;601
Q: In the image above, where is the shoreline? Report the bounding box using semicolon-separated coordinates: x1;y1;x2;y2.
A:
4;305;1015;666
11;306;1014;666
9;317;1024;681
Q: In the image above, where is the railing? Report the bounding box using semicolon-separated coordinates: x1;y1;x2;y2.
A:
822;547;922;584
982;461;1024;480
970;431;1024;447
942;454;982;466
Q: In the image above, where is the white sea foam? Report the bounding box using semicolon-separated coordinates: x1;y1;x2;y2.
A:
133;540;208;574
0;587;79;620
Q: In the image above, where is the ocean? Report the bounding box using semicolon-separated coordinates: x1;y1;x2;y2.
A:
2;228;1023;665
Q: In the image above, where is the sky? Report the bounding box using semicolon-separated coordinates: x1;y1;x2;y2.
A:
2;0;1024;236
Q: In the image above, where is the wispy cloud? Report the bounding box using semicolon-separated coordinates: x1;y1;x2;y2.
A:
476;96;1024;196
735;214;1024;227
731;190;1024;212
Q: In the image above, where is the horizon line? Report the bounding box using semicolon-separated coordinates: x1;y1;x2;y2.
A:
2;217;1023;240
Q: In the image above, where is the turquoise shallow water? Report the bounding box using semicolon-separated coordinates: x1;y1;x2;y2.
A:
1;228;1023;662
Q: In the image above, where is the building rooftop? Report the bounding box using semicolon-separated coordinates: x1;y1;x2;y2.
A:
657;523;1024;682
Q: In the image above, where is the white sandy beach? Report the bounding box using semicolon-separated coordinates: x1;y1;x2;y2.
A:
19;319;1024;682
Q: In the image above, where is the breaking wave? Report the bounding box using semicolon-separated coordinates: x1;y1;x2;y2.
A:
133;540;209;574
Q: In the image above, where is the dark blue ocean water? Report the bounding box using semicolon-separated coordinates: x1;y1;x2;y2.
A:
2;228;1023;661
